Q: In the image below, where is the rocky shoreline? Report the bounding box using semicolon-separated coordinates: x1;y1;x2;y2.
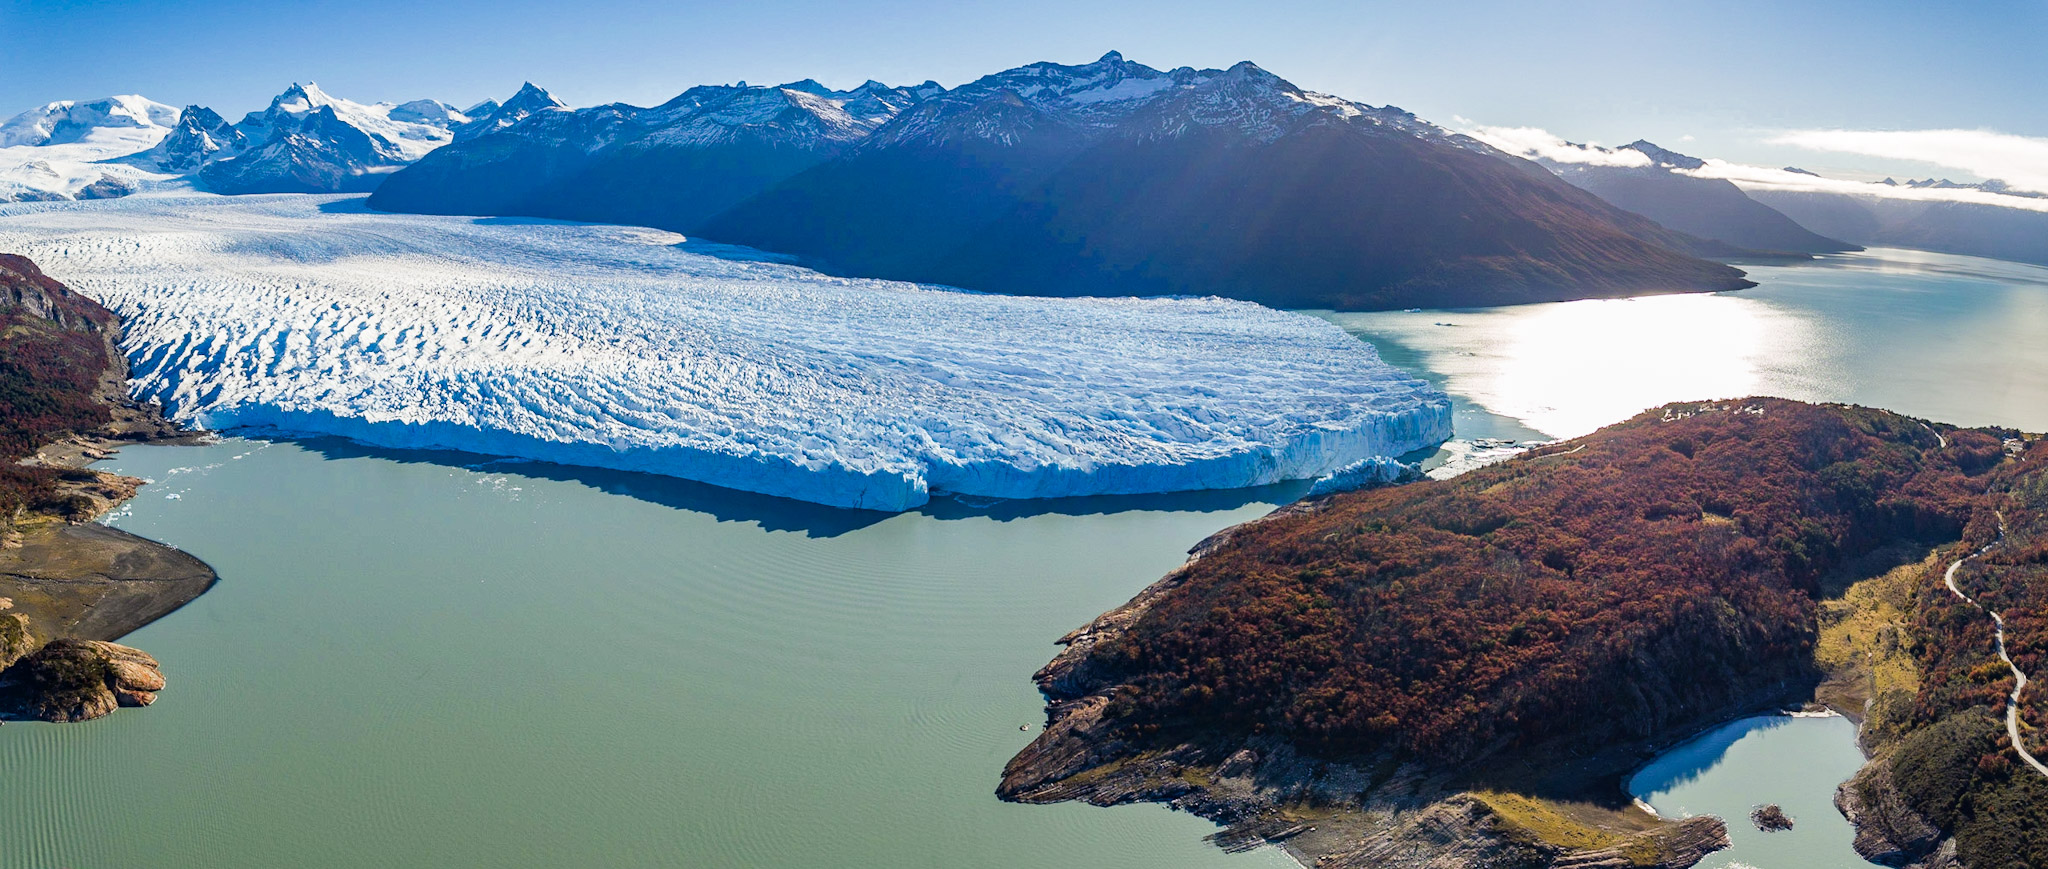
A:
0;252;212;723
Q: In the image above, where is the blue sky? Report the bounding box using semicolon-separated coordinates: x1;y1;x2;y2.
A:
4;0;2044;179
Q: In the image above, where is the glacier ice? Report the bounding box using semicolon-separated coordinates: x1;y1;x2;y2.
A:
0;193;1452;510
1306;456;1421;498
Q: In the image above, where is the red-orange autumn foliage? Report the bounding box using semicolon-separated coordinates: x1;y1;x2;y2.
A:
1082;400;2000;764
0;253;118;518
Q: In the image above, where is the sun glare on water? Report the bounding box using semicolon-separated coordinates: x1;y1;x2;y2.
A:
1483;295;1812;438
1329;293;1818;440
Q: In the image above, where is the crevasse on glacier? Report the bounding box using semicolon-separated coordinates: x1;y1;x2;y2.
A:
0;194;1453;510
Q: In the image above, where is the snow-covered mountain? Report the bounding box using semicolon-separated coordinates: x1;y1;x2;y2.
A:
127;105;246;172
374;52;1751;310
453;83;564;141
0;95;179;201
701;53;1751;309
195;83;468;194
369;76;944;229
0;95;179;147
0;83;477;198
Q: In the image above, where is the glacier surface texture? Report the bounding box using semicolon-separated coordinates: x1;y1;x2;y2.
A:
0;194;1452;510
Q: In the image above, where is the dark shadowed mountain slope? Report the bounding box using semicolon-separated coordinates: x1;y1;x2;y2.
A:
702;57;1753;310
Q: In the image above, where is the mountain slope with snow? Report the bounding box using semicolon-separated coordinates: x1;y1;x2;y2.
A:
369;78;943;230
702;54;1753;310
198;83;465;194
0;96;180;201
0;195;1450;510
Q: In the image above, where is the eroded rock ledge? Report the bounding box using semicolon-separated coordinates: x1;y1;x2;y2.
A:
0;637;166;722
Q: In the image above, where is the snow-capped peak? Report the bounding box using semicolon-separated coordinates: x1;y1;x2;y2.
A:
0;94;180;147
963;51;1190;111
1621;140;1707;170
455;83;569;141
124;104;248;172
633;83;890;149
501;83;566;114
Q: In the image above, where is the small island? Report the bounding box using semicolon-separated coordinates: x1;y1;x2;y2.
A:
0;253;211;723
1751;805;1793;832
1004;399;2048;868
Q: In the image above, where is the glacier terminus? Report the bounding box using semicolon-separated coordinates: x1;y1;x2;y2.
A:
0;194;1451;510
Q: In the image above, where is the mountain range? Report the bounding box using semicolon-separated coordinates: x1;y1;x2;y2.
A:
6;54;2047;305
370;52;1754;309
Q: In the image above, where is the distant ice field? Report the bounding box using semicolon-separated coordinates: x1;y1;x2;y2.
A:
0;194;1450;510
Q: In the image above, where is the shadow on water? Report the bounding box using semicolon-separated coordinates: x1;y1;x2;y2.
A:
275;435;1299;539
1628;715;1796;797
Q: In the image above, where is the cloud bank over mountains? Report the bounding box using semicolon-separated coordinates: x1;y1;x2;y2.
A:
1768;128;2048;196
1467;123;2048;214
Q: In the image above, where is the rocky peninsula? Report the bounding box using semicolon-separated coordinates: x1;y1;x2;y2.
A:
1004;399;2047;868
0;252;211;723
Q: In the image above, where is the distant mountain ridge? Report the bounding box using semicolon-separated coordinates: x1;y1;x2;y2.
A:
370;52;1754;310
1507;137;1858;256
368;76;945;232
1;83;474;198
1481;130;2048;267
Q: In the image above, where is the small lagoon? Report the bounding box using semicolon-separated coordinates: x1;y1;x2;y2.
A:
1630;715;1870;869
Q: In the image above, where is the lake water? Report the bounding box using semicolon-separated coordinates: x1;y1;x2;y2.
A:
1323;247;2048;441
5;247;2042;868
0;438;1295;869
1629;715;1870;869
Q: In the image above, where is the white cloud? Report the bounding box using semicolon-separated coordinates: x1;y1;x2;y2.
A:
1769;128;2048;195
1455;121;2048;214
1463;124;1652;168
1691;158;2048;213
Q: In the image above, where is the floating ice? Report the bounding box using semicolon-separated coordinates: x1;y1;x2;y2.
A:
0;194;1452;510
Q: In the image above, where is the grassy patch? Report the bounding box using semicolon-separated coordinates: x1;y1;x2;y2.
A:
1817;549;1935;737
1469;790;1624;853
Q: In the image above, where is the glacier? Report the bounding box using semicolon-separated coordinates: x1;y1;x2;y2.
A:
0;193;1452;510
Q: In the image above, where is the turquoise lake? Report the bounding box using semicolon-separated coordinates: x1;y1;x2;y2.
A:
2;439;1296;868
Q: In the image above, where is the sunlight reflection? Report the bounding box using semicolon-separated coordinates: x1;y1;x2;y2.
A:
1483;295;1809;438
1328;293;1813;440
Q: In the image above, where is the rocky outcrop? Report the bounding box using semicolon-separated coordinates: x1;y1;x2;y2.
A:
1334;797;1556;869
0;599;32;667
0;252;113;333
0;638;165;722
1835;756;1946;866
